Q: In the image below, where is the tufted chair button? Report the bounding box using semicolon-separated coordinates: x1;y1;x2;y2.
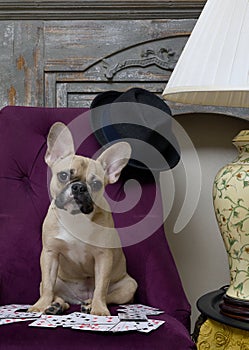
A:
22;175;31;187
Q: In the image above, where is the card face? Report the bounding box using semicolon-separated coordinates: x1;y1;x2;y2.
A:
0;318;35;326
72;323;115;332
29;318;58;328
0;304;42;319
73;321;139;333
118;312;148;322
111;321;139;332
40;313;120;328
1;303;165;334
87;315;120;325
137;320;165;333
118;304;164;316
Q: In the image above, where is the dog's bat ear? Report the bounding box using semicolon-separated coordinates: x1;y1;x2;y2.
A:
45;122;75;167
97;142;131;184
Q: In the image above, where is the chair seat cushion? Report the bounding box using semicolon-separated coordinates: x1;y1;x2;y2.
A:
0;311;195;350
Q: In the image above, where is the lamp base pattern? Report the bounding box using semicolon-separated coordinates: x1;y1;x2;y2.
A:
197;318;249;350
213;130;249;300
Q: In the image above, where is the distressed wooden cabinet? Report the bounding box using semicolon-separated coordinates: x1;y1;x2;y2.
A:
0;1;205;108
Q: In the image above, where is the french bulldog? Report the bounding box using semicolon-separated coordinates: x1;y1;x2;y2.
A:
29;122;137;316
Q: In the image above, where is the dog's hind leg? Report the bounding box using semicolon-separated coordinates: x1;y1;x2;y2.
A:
106;275;138;305
45;296;70;315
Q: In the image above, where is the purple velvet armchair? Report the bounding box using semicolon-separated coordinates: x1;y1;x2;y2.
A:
0;106;195;349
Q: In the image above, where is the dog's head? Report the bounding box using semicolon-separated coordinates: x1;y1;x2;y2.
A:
45;122;131;215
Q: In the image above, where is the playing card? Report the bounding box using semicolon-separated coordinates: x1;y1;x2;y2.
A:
0;304;31;313
72;323;115;332
136;319;165;333
40;314;67;327
2;311;42;319
0;304;42;319
118;312;148;322
111;321;139;332
60;313;89;328
42;312;119;328
28;318;58;328
90;314;120;325
0;318;35;326
118;304;164;316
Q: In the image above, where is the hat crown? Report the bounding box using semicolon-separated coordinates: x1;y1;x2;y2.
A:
90;88;180;172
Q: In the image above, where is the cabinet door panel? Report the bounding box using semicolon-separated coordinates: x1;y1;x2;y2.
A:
44;19;194;107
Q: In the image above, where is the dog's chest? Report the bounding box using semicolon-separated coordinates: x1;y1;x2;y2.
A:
56;226;78;244
55;226;93;267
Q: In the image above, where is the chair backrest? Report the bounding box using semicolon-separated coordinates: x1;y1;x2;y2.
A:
0;106;190;330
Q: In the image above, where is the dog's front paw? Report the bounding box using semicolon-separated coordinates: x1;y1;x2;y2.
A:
28;306;40;313
81;299;92;314
28;303;47;313
45;302;64;315
91;303;110;316
28;298;53;313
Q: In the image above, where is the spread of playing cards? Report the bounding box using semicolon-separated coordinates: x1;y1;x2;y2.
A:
0;304;165;333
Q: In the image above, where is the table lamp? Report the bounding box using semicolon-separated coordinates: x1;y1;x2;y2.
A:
163;0;249;321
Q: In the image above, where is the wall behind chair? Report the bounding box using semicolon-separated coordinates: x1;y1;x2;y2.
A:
160;113;249;330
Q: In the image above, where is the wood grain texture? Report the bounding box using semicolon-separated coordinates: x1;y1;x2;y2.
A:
43;19;194;107
0;21;44;107
0;1;206;20
1;1;248;118
0;18;195;108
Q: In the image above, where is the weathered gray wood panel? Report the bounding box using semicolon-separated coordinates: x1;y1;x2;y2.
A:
0;18;196;109
0;1;204;110
1;1;248;118
43;19;195;107
0;1;206;20
0;21;44;107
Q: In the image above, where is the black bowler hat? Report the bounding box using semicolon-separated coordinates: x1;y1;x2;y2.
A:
90;87;180;172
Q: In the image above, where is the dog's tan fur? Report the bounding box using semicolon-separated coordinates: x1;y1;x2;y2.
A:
29;122;137;316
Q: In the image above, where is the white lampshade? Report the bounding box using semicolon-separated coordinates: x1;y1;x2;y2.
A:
163;0;249;108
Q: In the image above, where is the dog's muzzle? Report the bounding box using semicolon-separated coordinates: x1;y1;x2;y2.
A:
55;181;94;215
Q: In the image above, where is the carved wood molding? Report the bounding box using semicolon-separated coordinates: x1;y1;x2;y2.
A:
0;1;206;20
103;47;178;80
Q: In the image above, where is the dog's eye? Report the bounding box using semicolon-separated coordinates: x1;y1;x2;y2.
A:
57;171;69;183
90;180;102;192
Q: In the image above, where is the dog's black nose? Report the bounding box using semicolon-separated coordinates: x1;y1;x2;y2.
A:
72;182;87;195
70;181;94;215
